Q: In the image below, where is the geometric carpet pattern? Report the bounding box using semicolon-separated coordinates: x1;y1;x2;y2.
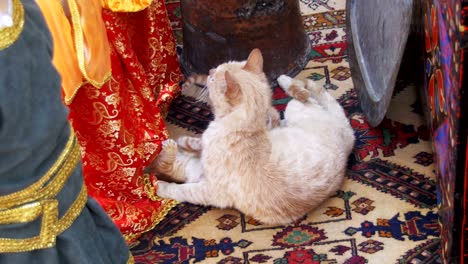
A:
130;1;442;263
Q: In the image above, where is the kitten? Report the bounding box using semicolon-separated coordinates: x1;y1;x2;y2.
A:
152;49;355;225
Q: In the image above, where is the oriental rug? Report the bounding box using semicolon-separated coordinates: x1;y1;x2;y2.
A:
130;1;442;263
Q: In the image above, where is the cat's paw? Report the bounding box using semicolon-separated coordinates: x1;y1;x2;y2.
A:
277;75;293;89
162;139;178;154
156;181;171;199
290;85;310;103
306;79;324;95
177;136;202;154
153;139;178;174
278;75;310;102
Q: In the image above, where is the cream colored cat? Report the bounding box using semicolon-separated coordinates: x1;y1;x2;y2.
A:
180;72;281;129
152;49;355;225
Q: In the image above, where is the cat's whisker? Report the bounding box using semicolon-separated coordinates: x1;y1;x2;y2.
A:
195;87;209;103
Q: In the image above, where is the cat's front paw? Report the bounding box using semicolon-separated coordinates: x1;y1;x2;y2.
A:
161;139;178;159
162;139;178;152
151;139;178;175
278;76;310;103
156;181;172;199
144;139;177;174
306;79;324;95
277;75;293;89
177;136;202;154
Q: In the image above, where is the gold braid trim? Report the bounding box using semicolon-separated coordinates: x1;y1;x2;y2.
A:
0;132;79;209
101;0;152;12
0;0;24;50
56;184;88;234
54;0;88;106
63;81;88;105
0;184;88;253
0;130;88;253
0;201;44;225
123;199;178;242
122;174;178;242
127;253;135;264
0;200;59;253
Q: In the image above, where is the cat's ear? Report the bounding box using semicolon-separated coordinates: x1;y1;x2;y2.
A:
225;71;241;100
243;48;263;74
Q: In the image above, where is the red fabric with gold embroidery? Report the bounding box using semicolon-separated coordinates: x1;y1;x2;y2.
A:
67;1;182;241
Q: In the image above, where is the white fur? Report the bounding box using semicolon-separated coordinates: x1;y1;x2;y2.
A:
153;50;355;224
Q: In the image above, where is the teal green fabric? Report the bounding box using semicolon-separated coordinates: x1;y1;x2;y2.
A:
0;0;130;263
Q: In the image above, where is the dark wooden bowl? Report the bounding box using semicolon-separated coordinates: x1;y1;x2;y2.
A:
180;0;310;84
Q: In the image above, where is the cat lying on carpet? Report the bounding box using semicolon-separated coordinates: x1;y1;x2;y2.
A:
148;49;355;225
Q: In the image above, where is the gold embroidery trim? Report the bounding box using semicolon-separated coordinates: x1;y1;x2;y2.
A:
0;184;88;253
55;0;88;106
122;174;178;242
0;201;44;224
0;0;24;50
127;253;135;264
0;131;79;209
0;200;59;253
67;0;111;88
64;81;88;105
56;184;88;234
0;130;88;253
123;198;178;242
143;173;160;202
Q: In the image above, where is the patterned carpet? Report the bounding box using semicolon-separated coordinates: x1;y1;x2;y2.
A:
130;1;442;263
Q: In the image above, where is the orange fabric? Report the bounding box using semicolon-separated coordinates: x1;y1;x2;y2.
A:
36;0;82;102
73;0;111;88
101;0;152;12
36;0;111;104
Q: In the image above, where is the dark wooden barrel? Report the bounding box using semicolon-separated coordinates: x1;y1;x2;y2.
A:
180;0;310;84
346;0;414;126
